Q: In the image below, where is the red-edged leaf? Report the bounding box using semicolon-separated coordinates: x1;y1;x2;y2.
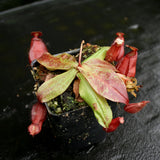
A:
37;68;78;103
37;52;78;71
77;73;113;128
78;58;129;104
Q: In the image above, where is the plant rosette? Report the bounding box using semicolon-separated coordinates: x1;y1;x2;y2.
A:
27;32;150;148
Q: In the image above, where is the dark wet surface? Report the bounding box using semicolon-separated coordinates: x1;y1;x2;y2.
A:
0;0;40;12
0;0;160;159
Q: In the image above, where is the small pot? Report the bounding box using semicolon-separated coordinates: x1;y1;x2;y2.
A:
31;49;114;150
47;103;106;150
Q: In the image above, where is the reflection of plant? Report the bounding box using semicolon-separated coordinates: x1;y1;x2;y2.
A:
28;32;149;136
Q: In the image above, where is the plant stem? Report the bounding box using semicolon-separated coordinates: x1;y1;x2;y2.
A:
78;40;85;67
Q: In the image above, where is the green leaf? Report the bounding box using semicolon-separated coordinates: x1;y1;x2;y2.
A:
78;58;129;104
77;73;113;128
37;52;78;71
83;46;110;63
37;68;78;103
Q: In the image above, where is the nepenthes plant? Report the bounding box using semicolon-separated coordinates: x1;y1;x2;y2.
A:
28;32;149;136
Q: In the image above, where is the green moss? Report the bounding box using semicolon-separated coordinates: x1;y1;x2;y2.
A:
47;89;87;114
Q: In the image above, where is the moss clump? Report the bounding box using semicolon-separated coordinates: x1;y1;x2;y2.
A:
47;84;87;114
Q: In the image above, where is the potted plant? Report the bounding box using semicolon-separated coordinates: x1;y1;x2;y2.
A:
27;31;149;149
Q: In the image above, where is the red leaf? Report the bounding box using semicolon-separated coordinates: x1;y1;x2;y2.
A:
83;58;118;72
78;58;129;104
105;32;124;62
28;102;47;136
28;31;48;64
37;52;78;71
116;45;138;77
103;117;124;132
124;101;150;113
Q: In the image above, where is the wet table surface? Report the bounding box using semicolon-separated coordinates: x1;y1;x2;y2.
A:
0;0;160;159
